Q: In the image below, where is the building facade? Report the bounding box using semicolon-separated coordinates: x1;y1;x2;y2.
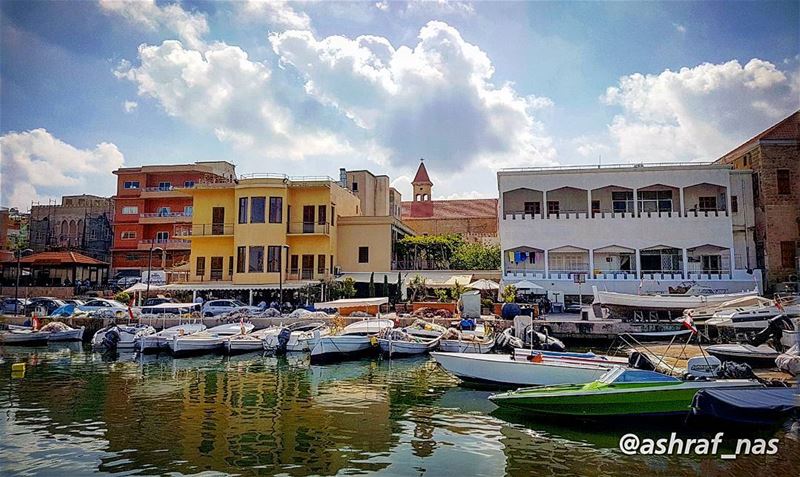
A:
28;195;114;262
343;169;402;219
715;111;799;291
498;163;760;298
111;161;236;274
400;162;498;244
1;208;29;250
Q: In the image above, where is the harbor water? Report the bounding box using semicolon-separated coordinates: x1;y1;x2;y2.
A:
1;344;798;476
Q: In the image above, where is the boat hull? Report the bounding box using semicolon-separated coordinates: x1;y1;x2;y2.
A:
47;327;85;342
594;288;758;312
0;331;50;345
309;336;376;363
378;338;439;356
168;337;224;357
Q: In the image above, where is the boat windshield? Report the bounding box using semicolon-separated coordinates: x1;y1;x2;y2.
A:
598;367;680;385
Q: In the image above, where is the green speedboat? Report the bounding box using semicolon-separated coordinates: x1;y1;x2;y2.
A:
489;367;761;417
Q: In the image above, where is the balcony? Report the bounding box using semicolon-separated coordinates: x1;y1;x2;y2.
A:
176;223;234;237
286;222;330;235
140;186;191;199
139;212;192;224
137;239;191;251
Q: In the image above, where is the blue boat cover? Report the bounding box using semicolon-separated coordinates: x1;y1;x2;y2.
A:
692;387;799;425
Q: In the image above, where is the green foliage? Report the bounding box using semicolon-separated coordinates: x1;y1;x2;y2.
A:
434;288;450;302
396;233;500;270
368;272;376;298
114;291;131;304
341;277;357;299
395;272;404;303
449;282;467;300
450;242;501;270
481;298;494;308
501;284;517;303
408;274;427;302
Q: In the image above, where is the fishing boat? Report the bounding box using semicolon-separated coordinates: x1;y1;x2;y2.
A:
705;343;781;367
168;331;226;356
431;349;627;387
92;324;157;350
309;319;394;362
0;328;50;345
263;321;330;352
137;322;206;353
377;326;442;357
439;324;496;353
9;322;85;341
225;327;280;354
489;367;760;417
593;286;759;314
206;322;255;336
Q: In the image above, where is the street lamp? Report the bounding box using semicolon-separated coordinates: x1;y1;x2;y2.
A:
14;248;34;315
144;240;164;302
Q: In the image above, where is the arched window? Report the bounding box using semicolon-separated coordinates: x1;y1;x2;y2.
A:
60;220;68;238
69;220;77;237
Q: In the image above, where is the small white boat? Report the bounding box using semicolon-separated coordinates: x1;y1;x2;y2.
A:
137;322;206;353
431;350;625;386
438;324;496;353
706;344;781;368
225;327;280;354
263;322;330;352
206;322;255;336
593;286;759;312
9;322;85;342
309;319;394;362
704;306;784;330
377;328;441;357
168;331;226;356
92;324;156;350
0;328;51;345
687;296;775;323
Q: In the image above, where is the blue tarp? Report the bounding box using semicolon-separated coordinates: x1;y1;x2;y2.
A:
49;304;75;317
692;387;799;425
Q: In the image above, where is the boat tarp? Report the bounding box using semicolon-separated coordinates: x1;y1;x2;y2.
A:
315;297;389;309
691;387;799;425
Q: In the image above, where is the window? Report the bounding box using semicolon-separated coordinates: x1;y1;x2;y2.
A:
523;201;540;216
702;255;721;273
780;241;796;269
184;206;193;216
318;254;326;274
358;246;369;263
331;206;335;226
591;200;600;215
352;182;358;192
547;201;559;216
698;197;717;211
290;255;299;274
318;205;327;225
248;246;264;273
612;191;634;213
731;196;738;213
269;197;283;223
251;197;266;223
238;197;248;224
155;231;169;242
210;257;223;280
121;231;137;240
236;246;246;273
638;190;673;213
267;246;281;273
157;206;171;216
158;181;171;191
752;173;760;198
228;256;233;277
778;169;791;195
196;257;205;276
184;180;195;188
123;181;140;189
125;253;139;261
122;206;139;215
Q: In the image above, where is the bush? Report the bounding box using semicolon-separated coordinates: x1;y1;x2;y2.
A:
434;288;449;302
500;285;517;303
114;291;131;304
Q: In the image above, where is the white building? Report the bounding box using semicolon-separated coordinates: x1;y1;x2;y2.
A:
497;163;760;298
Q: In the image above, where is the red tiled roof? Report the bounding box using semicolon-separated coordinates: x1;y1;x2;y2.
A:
401;198;498;220
12;251;108;266
412;162;432;184
717;110;800;162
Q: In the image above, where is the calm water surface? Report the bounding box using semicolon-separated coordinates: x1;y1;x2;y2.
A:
1;344;798;476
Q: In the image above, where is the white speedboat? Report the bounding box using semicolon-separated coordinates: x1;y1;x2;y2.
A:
704;306;784;330
377;328;441;357
706;344;781;368
263;321;330;352
686;296;775;323
225;327;280;354
137;322;206;353
92;324;156;350
438;324;496;353
593;286;759;313
9;322;85;342
309;319;394;362
0;328;50;345
431;349;627;386
206;322;255;336
168;331;226;356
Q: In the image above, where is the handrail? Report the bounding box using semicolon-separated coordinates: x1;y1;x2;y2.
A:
499;161;727;173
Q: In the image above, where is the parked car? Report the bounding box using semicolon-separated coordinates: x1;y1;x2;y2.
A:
564;302;582;313
1;298;29;315
201;299;260;317
24;297;66;316
78;298;129;313
143;297;178;307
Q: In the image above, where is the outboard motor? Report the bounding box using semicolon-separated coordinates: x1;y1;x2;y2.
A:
750;314;793;348
102;327;121;350
628;351;656;370
274;327;292;354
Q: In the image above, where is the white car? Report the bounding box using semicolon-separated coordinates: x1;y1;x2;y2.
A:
78;298;129;313
201;299;260;317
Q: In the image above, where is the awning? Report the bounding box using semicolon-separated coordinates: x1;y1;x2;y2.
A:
336;272;472;287
315;297;388;309
161;281;318;291
123;282;163;293
468;279;500;291
513;280;545;290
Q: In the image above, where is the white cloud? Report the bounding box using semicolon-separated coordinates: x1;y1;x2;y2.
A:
602;59;799;162
123;100;138;113
403;0;475;17
375;1;389;12
270;21;556;173
0;129;125;209
237;0;312;30
673;23;687;34
116;39;352;159
98;0;208;49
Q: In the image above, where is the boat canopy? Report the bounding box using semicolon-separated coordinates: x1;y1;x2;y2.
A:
691;388;798;425
598;367;680;384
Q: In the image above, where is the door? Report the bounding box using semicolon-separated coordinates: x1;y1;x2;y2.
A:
210;256;224;280
301;254;314;279
303;206;315;233
212;207;225;235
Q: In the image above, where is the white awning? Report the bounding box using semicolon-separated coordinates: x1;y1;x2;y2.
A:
468;279;500;291
315;297;389;309
123;282;163;293
513;280;545;290
161;281;318;291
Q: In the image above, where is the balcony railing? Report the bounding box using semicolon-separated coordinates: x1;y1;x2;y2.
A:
137;239;191;250
140;212;191;218
287;222;330;235
175;223;234;237
503;208;729;220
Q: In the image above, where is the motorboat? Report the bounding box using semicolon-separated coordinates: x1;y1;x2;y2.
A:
92;324;157;350
225;327;281;354
489;367;760;418
168;331;226;356
263;321;330;352
309;318;394;362
137;322;206;353
593;286;759;314
691;387;799;426
431;349;627;387
439;324;496;353
686;296;775;324
206;322;255;336
0;328;50;345
377;327;442;357
8;322;85;341
704;306;785;330
705;344;782;368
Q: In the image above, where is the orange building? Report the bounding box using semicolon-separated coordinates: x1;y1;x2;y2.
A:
111;161;236;274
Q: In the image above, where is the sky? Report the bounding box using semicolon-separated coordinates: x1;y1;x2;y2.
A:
1;0;798;210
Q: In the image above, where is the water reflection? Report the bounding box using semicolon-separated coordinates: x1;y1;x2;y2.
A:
1;345;798;476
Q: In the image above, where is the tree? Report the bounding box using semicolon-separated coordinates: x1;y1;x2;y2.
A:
383;274;389;298
501;284;517;303
450;242;501;270
368;272;376;298
341;277;357;299
408;274;427;302
395;272;404;303
449;282;467;300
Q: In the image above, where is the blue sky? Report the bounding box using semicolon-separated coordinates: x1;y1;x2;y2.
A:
2;1;798;210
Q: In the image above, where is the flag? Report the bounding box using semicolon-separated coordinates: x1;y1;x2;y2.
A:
681;313;698;334
775;299;784;312
32;313;39;331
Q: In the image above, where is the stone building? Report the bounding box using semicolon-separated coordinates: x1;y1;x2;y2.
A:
28;195;115;262
715;110;800;291
400;161;498;244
